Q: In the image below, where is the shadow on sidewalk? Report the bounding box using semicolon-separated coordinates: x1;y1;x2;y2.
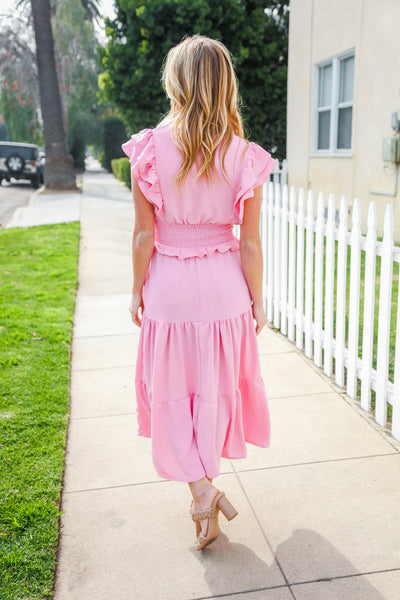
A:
191;529;385;599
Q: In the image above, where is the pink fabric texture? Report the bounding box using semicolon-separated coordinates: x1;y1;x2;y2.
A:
122;125;277;482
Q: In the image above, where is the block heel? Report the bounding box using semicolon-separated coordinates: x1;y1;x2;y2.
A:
217;494;238;521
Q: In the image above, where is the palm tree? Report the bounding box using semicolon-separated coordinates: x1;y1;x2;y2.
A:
80;0;102;23
31;0;76;189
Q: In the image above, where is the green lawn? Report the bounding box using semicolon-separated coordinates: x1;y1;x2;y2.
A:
0;222;80;600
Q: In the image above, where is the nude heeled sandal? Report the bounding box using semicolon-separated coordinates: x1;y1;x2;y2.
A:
192;491;238;550
190;501;201;537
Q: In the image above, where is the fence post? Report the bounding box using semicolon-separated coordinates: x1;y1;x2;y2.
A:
361;202;377;412
324;194;336;377
280;185;289;335
273;183;281;329
267;182;274;323
281;159;288;185
393;272;400;440
296;188;305;349
314;192;325;368
305;190;314;358
347;198;361;399
335;196;348;387
375;204;394;427
288;187;297;342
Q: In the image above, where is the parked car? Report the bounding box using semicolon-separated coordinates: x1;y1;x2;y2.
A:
0;141;45;189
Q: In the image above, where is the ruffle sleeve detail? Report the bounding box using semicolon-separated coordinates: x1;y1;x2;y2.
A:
121;129;162;213
234;142;277;223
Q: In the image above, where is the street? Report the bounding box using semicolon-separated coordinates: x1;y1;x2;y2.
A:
0;180;33;228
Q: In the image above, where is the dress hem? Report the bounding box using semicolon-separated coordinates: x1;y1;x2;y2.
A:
135;430;270;483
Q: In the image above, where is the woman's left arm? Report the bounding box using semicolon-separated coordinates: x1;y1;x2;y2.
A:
129;175;155;327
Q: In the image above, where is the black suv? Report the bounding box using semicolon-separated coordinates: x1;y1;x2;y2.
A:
0;142;44;189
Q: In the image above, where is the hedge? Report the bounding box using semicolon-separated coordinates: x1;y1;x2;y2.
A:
111;157;131;190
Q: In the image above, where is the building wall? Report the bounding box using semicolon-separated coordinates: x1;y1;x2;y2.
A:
287;0;400;239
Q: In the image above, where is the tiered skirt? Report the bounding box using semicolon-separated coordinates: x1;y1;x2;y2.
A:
135;247;271;482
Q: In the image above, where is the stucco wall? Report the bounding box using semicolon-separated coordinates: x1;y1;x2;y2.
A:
287;0;400;239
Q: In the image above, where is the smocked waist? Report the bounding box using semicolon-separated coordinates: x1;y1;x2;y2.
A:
155;220;235;248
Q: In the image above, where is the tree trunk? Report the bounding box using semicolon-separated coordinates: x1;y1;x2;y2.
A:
31;0;77;190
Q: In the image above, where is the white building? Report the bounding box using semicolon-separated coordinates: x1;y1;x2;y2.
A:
287;0;400;239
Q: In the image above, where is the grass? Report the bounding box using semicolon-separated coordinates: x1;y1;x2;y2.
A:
0;222;80;600
341;242;398;419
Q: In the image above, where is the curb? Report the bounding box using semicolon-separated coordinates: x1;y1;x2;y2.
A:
27;185;46;206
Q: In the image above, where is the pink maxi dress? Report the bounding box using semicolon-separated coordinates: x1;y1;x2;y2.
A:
122;124;277;482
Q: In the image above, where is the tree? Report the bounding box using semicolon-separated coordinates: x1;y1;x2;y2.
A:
237;1;288;156
0;15;42;143
99;0;288;159
31;0;76;189
1;0;109;182
52;0;103;170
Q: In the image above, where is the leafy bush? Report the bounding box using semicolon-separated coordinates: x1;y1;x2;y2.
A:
111;157;131;189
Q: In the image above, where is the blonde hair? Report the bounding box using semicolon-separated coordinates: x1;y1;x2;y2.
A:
161;35;245;186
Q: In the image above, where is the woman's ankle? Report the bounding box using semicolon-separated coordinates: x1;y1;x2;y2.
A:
189;477;215;502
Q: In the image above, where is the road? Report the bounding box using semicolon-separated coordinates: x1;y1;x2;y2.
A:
0;161;111;228
0;180;33;228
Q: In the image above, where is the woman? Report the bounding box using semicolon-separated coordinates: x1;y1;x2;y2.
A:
122;35;276;550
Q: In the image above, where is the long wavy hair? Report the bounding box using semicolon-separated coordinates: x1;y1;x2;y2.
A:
161;35;245;186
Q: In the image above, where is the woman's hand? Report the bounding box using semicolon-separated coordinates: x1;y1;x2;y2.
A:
129;291;144;327
252;303;267;335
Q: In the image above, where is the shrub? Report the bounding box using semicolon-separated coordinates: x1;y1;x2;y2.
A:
111;157;131;189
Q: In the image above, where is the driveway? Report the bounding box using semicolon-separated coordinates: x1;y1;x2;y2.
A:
0;180;33;228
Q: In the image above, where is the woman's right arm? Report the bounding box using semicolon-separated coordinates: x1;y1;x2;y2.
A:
239;185;267;335
129;175;155;327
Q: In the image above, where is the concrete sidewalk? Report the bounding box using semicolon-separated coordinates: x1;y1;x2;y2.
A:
6;188;81;228
52;171;400;600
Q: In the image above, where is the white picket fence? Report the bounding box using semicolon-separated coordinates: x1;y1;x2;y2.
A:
259;183;400;440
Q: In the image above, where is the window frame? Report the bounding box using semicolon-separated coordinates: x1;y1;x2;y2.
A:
311;49;355;157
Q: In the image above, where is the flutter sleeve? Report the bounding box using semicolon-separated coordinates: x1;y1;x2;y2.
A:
121;128;162;212
234;141;277;223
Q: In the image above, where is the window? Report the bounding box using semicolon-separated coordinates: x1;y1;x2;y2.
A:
314;51;354;154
